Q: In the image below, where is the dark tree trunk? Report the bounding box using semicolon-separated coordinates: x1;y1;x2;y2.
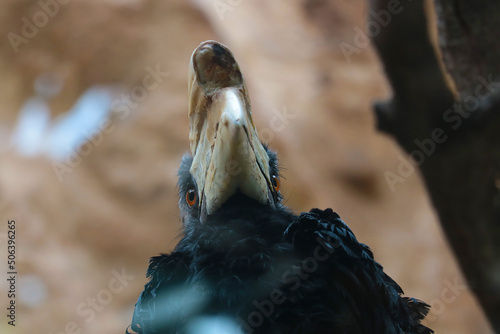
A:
368;0;500;332
434;0;500;97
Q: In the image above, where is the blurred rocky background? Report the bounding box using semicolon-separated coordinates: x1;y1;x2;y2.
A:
0;0;493;333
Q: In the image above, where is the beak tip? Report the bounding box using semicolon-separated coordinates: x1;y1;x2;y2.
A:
191;40;243;91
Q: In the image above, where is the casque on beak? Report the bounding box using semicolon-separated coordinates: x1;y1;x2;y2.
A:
188;41;272;219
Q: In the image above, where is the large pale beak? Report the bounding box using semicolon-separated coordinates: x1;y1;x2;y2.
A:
188;41;272;218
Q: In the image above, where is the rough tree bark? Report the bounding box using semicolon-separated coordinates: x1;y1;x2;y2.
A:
369;0;500;332
434;0;500;97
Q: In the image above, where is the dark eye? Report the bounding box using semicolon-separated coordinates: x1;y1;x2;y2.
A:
271;175;280;192
186;188;197;207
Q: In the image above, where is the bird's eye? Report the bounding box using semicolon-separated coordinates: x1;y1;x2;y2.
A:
271;175;280;192
186;189;197;207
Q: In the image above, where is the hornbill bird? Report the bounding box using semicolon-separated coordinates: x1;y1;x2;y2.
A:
127;41;433;334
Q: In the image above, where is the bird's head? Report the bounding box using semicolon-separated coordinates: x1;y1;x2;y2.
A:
178;41;283;226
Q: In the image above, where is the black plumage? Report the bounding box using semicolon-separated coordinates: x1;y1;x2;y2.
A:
128;149;433;334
